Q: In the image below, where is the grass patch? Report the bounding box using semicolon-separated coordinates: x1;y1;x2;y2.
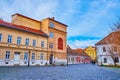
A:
101;65;120;68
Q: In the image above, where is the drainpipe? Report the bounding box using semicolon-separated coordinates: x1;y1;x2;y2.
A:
47;37;49;65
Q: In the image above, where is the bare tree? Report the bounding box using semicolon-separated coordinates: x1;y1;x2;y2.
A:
108;16;120;66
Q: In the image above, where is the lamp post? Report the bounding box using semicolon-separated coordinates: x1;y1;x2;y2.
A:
28;50;30;67
50;50;53;64
100;55;102;66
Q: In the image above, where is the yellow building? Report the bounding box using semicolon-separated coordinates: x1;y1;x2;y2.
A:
0;13;67;66
84;46;96;61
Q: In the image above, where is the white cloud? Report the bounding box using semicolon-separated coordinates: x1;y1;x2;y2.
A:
67;0;119;37
68;39;99;49
0;0;58;22
33;1;58;20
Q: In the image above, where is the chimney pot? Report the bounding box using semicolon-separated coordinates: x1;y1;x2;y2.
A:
52;17;55;20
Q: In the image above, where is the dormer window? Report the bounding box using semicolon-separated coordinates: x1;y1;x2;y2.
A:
50;22;54;27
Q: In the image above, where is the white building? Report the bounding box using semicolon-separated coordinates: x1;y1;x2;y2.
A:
95;32;120;66
67;46;91;64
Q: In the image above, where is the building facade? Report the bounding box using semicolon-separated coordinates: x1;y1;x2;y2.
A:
0;13;67;66
67;46;91;64
95;32;120;66
84;46;96;61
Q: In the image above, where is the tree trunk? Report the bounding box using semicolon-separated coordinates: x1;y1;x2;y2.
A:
110;56;117;66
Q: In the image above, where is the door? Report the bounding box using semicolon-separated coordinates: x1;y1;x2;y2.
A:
49;54;53;64
14;52;20;65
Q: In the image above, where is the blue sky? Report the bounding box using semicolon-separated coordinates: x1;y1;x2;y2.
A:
0;0;120;49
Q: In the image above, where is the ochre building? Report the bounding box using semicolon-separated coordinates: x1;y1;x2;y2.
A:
0;13;67;66
84;46;96;61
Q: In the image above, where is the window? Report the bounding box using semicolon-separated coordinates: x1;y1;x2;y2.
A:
49;32;54;38
114;57;119;63
50;22;54;27
41;41;44;48
103;47;106;52
24;52;28;60
49;43;53;49
5;51;10;59
68;57;70;62
17;37;21;45
40;54;44;60
104;58;107;63
71;57;74;62
32;53;35;60
0;34;2;42
58;38;63;50
32;40;36;47
25;38;29;46
7;35;12;44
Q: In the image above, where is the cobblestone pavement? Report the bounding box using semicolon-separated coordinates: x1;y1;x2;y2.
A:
0;64;120;80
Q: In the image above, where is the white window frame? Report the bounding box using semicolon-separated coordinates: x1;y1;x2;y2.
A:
49;32;54;38
41;41;44;48
32;40;36;47
50;22;54;27
40;53;44;60
49;43;53;49
5;51;10;59
25;38;29;46
103;47;106;52
7;35;12;44
17;37;21;45
24;52;28;60
104;58;107;63
32;53;35;60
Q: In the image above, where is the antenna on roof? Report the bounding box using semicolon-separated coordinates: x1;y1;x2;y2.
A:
52;11;55;20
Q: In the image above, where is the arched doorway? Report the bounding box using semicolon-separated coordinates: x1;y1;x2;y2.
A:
49;54;53;64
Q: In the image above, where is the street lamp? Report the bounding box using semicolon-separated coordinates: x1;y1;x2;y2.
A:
100;55;102;66
28;50;30;67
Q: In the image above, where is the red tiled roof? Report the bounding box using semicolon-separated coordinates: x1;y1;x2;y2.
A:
74;49;90;57
67;46;90;57
75;48;83;53
95;31;120;45
0;20;48;37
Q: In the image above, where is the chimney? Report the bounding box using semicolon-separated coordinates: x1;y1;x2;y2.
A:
52;17;55;20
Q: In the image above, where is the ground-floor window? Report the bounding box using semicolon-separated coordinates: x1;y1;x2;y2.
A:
5;51;10;59
76;57;80;62
24;52;28;60
32;53;35;60
40;53;44;60
71;57;74;62
104;58;107;63
115;57;119;63
68;57;70;62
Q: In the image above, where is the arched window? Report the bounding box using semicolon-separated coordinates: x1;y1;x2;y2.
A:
58;38;63;50
49;22;54;27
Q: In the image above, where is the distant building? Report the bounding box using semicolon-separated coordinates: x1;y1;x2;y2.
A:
0;13;67;66
95;32;120;66
84;46;96;61
67;46;91;64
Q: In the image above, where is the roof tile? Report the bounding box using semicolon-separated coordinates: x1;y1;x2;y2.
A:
0;20;48;37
